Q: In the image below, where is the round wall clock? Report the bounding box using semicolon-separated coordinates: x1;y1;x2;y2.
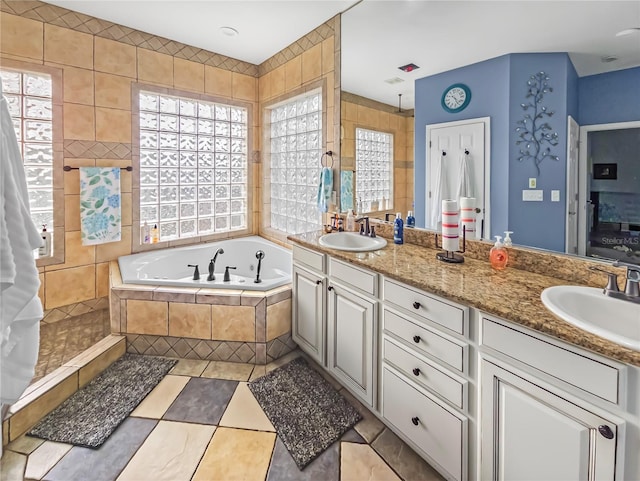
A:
441;83;471;113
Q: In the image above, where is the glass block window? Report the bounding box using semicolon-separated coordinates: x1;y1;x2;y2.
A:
269;90;322;234
138;91;248;241
1;69;54;234
356;128;393;213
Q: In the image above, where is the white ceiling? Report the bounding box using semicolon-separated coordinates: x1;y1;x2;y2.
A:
43;1;640;109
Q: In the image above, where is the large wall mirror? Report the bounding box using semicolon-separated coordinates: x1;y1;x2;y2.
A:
340;1;640;264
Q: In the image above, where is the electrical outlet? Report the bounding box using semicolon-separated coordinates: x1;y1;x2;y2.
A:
522;189;543;201
529;178;537;188
551;190;560;202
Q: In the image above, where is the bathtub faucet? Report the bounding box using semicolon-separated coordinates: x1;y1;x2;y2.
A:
207;248;225;281
223;266;237;282
187;264;200;280
254;250;265;284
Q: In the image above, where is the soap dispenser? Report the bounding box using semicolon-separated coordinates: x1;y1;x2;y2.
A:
393;212;404;244
406;210;415;228
503;231;513;247
38;224;51;257
490;235;508;270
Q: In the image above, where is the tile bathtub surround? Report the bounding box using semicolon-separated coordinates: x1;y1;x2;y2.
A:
289;231;640;366
3;353;445;481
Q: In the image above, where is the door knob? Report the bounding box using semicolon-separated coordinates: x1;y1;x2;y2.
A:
412;301;421;309
328;286;333;291
413;335;421;343
411;417;420;426
412;368;420;376
316;280;322;285
598;425;614;439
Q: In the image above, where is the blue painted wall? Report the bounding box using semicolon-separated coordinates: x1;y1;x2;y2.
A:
579;67;640;125
414;53;574;251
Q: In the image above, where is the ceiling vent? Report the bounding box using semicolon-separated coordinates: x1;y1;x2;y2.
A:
385;77;405;85
398;63;420;73
601;55;618;63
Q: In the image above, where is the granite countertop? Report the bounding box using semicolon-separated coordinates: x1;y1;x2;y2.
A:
289;231;640;367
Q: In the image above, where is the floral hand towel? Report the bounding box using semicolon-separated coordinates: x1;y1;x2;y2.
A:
80;167;121;245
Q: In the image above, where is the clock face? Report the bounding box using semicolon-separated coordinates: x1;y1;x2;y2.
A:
441;84;471;112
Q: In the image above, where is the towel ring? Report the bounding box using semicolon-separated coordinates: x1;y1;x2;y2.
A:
321;150;334;168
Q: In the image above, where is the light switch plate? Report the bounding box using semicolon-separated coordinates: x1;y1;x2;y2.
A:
551;190;560;202
529;178;537;188
522;189;543;201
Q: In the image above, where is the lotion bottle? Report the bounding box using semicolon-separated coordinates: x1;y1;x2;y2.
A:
346;209;355;232
150;224;160;244
38;224;51;257
406;210;415;228
393;212;404;244
489;235;508;270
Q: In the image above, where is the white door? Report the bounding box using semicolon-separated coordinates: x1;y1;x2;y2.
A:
327;282;376;408
481;360;618;481
292;265;325;365
426;118;489;239
566;115;580;254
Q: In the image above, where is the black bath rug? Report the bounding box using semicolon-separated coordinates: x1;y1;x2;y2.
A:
248;356;362;469
28;354;176;448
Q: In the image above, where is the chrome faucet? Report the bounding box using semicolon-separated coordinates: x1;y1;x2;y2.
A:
591;261;640;304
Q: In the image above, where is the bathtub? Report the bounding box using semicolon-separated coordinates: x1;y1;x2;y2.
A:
118;236;292;291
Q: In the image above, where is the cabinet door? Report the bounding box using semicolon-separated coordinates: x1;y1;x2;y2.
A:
327;282;376;408
481;360;619;481
292;265;325;365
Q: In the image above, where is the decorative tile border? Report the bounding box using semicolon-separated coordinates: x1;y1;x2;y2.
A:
42;296;109;324
266;332;297;363
63;140;131;159
0;0;258;76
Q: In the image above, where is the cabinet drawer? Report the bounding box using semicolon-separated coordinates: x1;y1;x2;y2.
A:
383;338;466;409
383;278;466;335
482;317;622;404
329;258;377;296
293;245;324;272
383;308;466;373
382;367;467;481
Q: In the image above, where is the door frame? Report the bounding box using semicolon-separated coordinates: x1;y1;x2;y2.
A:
577;120;640;256
565;115;579;255
426;117;491;239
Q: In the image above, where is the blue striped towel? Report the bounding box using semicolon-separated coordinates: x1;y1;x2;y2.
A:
317;167;333;213
80;167;122;245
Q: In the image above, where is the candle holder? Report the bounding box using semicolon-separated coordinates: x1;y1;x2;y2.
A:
435;226;466;263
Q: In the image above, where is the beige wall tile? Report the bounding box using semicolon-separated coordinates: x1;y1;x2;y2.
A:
204;65;232;98
284;56;302;92
63;103;95;140
231;72;256;101
321;37;335;75
0;14;43;60
270;65;285;98
126;299;168;335
63;67;94;105
344;101;358;122
45;265;95;309
44;24;93;69
302;43;322;84
258;71;271;102
96;262;110;298
94;72;132;110
95;107;131;143
174;58;204;92
46;231;95;271
96;226;132;263
137;48;173;86
211;305;255;342
266;298;291;341
94;37;136;77
168;302;211;339
192;427;275;481
121;193;132;226
64;194;80;231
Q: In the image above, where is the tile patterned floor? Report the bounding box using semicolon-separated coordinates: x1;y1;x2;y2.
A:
2;351;445;481
33;309;111;383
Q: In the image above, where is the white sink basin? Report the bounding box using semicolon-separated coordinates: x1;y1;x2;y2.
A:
319;232;387;252
541;286;640;351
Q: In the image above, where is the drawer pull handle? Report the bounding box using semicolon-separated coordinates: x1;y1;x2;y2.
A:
598;425;614;440
412;368;420;376
328;286;334;291
412;301;421;309
413;335;421;344
316;280;322;285
411;417;420;426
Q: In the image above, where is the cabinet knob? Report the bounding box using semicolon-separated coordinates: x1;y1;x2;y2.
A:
413;335;421;343
328;285;333;291
316;280;322;285
411;416;420;426
598;425;614;440
412;368;420;376
412;301;421;309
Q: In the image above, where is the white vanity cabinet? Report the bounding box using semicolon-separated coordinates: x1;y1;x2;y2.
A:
326;258;378;408
480;315;631;481
292;246;326;365
380;277;471;481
